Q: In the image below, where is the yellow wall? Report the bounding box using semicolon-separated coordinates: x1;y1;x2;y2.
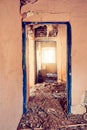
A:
57;25;67;82
0;0;22;129
28;30;35;87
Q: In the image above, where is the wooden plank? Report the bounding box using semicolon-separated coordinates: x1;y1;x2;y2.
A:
59;123;87;128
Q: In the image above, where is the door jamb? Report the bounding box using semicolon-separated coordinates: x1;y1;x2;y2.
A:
22;22;72;114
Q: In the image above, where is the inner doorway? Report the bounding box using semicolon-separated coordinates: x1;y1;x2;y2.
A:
36;41;57;83
22;22;72;114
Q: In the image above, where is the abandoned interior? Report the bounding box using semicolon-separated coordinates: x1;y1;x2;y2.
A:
1;0;87;130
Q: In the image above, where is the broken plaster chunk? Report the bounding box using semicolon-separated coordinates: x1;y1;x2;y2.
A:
47;108;57;115
71;105;86;114
34;128;43;130
83;112;87;121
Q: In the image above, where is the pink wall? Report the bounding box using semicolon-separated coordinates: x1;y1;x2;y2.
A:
0;0;22;129
2;0;86;129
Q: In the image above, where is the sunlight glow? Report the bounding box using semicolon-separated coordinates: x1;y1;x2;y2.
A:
42;47;56;63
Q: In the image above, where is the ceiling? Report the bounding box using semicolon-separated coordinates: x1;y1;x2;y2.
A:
27;24;58;37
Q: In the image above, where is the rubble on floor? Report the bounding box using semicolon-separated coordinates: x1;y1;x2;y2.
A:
17;82;87;130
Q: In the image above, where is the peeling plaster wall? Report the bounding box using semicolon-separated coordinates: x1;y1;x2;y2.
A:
0;0;22;130
22;0;87;114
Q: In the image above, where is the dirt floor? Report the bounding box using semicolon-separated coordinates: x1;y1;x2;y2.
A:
17;82;87;130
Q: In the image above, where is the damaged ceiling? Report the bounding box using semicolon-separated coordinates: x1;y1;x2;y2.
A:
28;24;58;37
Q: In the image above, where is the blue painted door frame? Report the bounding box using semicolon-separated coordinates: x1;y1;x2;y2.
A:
22;22;72;114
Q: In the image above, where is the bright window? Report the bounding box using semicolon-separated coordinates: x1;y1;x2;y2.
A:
42;47;56;63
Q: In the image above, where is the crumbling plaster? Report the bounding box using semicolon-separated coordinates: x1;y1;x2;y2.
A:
22;0;87;114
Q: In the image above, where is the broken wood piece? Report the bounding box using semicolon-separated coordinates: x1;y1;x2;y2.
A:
59;123;87;128
34;128;43;130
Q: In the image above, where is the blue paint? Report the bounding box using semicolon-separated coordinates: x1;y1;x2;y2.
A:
22;22;72;114
67;23;72;113
24;22;69;25
22;22;27;114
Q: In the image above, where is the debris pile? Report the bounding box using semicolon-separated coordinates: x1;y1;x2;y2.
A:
17;82;87;130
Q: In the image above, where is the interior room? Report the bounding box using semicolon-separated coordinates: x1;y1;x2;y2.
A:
1;0;87;130
26;23;67;86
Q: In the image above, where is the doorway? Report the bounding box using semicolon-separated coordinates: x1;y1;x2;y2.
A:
35;41;57;83
22;22;72;114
